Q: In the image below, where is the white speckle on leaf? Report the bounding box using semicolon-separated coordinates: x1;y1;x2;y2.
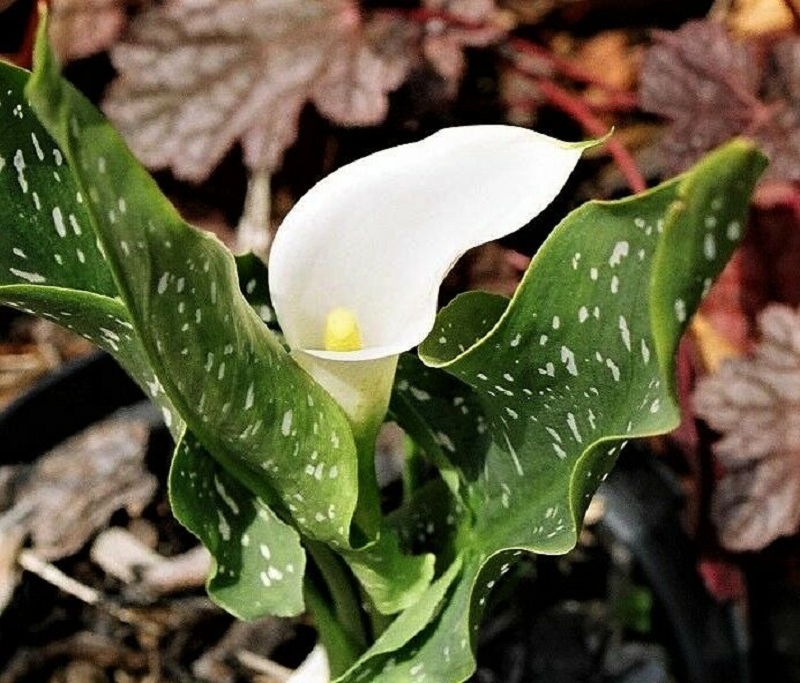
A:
217;511;231;541
410;386;431;401
214;475;240;515
52;207;66;238
606;357;621;382
9;268;45;283
30;132;44;161
609;241;629;267
641;338;651;364
674;298;687;323
281;410;293;436
13;149;28;193
546;427;562;443
566;412;582;443
158;272;170;295
69;214;82;236
436;432;456;453
703;233;716;260
561;346;578;376
618;315;631;352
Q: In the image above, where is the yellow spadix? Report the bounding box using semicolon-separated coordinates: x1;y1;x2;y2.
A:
324;307;362;352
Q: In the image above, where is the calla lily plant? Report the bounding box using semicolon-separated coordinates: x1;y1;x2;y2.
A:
269;125;588;533
0;17;767;683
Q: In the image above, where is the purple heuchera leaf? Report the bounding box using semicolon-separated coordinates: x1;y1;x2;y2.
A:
640;20;800;183
102;0;411;182
694;304;800;552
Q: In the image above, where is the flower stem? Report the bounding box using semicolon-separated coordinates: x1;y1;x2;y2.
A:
306;541;368;652
352;426;384;540
304;576;362;677
291;353;398;540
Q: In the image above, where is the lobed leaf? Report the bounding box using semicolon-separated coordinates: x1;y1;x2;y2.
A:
694;304;800;551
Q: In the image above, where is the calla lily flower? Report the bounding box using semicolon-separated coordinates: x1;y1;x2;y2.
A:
269;125;587;440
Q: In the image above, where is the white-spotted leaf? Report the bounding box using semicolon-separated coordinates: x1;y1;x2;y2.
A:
25;25;360;547
170;431;307;618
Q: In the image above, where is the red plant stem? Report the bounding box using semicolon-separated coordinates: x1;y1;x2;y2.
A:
534;78;646;194
507;37;639;107
507;50;639;113
379;6;646;193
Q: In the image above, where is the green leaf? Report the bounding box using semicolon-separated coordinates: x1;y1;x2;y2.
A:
0;63;114;297
341;528;435;615
338;551;511;683
391;351;494;498
388;477;471;561
235;252;280;335
420;140;767;555
170;431;306;618
0;60;185;436
24;23;359;547
380;140;767;682
335;556;464;683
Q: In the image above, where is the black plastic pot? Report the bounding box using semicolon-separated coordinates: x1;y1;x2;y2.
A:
0;351;144;465
473;445;749;683
597;446;749;683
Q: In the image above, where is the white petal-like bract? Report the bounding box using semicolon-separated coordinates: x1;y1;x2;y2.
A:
269;125;586;361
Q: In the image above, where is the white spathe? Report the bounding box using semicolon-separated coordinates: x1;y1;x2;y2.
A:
269;125;586;365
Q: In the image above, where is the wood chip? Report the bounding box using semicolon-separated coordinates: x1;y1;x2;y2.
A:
91;527;210;596
7;415;155;561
